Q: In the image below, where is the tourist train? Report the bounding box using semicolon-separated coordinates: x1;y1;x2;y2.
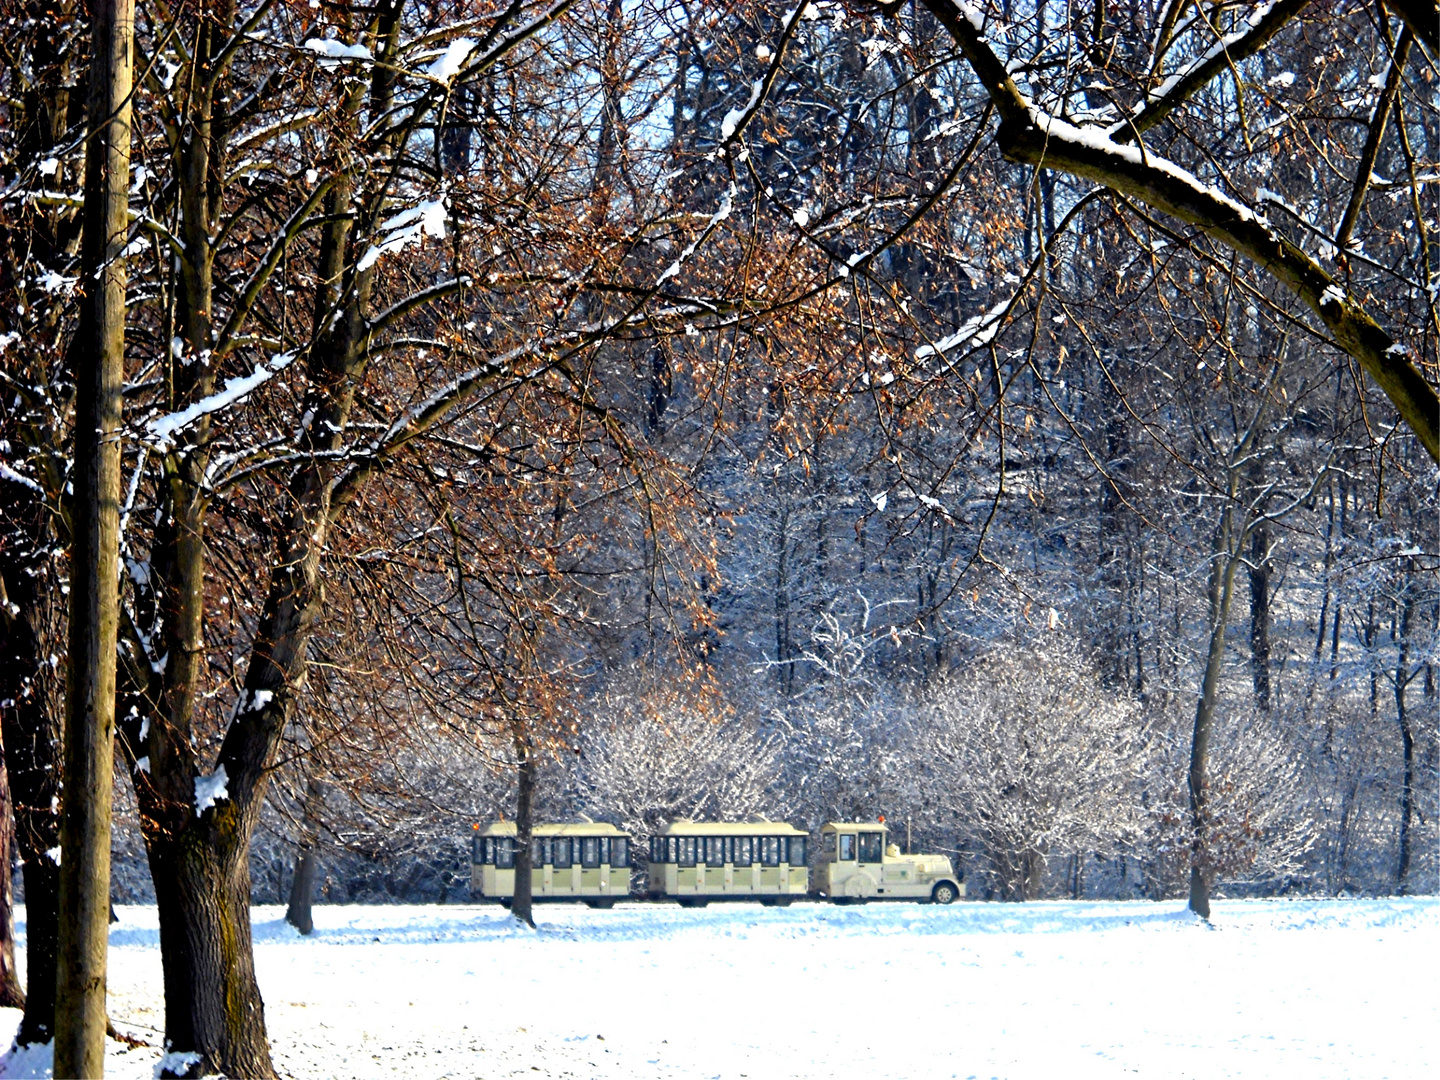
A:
470;817;965;906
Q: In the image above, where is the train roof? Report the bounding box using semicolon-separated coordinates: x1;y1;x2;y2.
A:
820;821;888;833
476;821;629;838
656;819;806;837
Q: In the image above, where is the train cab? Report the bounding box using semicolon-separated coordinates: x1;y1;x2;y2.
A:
817;822;963;903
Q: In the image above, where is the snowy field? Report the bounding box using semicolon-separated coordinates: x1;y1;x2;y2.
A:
1;897;1436;1079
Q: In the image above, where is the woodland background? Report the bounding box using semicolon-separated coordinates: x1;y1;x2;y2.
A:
1;0;1437;1070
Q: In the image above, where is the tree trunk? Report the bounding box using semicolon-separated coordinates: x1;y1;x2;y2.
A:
0;520;63;1044
1188;513;1244;919
286;781;322;935
55;0;133;1072
0;754;27;1009
512;744;537;928
1;4;73;1039
146;805;273;1079
1394;569;1416;894
1248;519;1271;712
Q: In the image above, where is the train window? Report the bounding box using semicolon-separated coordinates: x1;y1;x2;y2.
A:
553;838;572;869
476;836;489;864
677;837;697;867
735;836;753;865
496;837;515;869
838;833;855;861
823;833;836;861
706;837;724;867
761;836;780;866
787;836;807;866
581;837;601;868
649;837;662;863
599;837;611;865
530;839;544;866
721;837;734;864
611;837;629;868
858;832;884;864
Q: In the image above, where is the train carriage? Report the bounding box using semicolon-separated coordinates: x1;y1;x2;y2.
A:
471;820;631;907
647;819;809;906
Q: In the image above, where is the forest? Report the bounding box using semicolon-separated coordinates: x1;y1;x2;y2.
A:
1;0;1437;1076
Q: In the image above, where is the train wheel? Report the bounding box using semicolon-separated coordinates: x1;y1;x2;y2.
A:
931;882;958;905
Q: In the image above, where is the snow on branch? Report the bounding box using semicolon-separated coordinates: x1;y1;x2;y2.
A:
305;37;374;66
145;352;295;450
357;198;448;272
656;184;735;287
1116;0;1311;143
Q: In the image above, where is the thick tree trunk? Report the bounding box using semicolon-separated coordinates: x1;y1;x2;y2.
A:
0;756;27;1009
512;745;537;927
146;806;272;1079
56;0;133;1072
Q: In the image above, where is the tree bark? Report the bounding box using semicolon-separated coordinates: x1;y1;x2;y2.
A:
285;780;323;936
0;501;63;1044
1188;511;1245;919
1248;518;1271;712
1394;567;1416;894
56;0;133;1072
0;754;27;1009
512;742;537;927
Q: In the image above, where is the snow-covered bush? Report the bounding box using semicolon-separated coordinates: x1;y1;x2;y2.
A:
911;637;1149;900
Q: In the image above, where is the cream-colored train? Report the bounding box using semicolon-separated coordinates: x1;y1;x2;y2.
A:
470;818;963;906
471;820;631;908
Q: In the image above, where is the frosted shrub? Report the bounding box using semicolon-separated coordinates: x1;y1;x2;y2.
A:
916;639;1148;900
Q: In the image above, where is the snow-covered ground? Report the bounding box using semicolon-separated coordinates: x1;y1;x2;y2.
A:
1;897;1435;1078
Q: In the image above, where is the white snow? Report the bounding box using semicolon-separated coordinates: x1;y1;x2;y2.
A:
656;185;736;286
2;898;1432;1078
356;199;448;272
426;39;477;82
1318;283;1346;308
304;38;373;65
192;765;229;817
915;297;1011;359
720;80;764;141
144;352;295;449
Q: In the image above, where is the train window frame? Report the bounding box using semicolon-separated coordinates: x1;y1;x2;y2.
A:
838;833;855;861
581;837;601;868
788;836;807;866
496;837;515;869
553;837;572;869
611;837;629;868
475;836;489;864
761;836;781;867
649;836;663;864
735;836;753;866
706;837;724;867
677;837;697;868
667;836;678;863
858;832;884;864
823;833;836;861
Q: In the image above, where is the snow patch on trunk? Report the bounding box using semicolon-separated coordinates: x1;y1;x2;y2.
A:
194;765;229;817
